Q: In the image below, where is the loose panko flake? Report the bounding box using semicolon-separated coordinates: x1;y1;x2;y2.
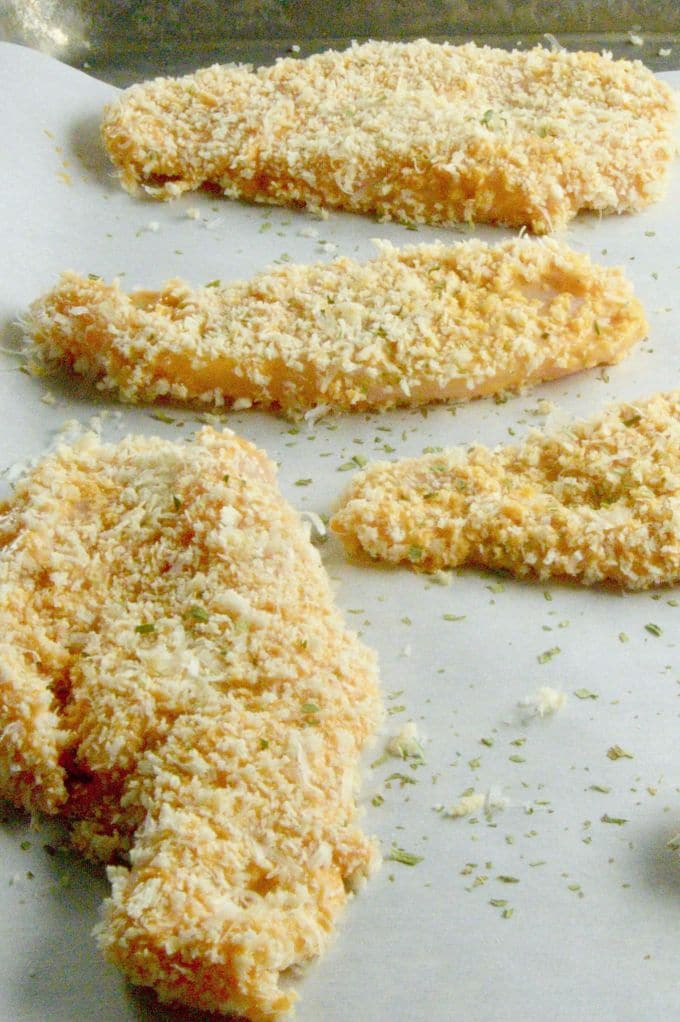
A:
0;429;382;1021
101;40;677;233
331;391;680;589
27;238;645;415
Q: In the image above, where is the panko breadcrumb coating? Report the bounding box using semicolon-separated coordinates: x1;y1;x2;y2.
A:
0;429;382;1020
27;238;646;415
331;392;680;589
101;40;678;233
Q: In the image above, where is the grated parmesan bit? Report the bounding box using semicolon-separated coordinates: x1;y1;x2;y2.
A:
521;686;567;718
0;428;382;1020
101;40;677;233
445;787;509;819
446;793;486;818
386;721;423;760
27;237;645;416
331;391;680;590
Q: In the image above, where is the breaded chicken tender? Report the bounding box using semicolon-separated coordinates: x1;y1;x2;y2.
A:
101;40;678;233
27;238;646;415
0;429;382;1020
331;392;680;589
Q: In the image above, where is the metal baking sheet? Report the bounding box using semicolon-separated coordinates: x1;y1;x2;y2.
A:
0;40;678;1022
2;1;680;83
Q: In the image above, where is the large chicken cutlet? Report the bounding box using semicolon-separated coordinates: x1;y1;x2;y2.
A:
27;238;646;415
101;40;677;233
0;428;382;1020
331;391;680;589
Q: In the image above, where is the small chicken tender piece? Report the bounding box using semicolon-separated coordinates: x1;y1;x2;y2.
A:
0;429;382;1020
331;392;680;589
27;238;646;415
101;40;677;234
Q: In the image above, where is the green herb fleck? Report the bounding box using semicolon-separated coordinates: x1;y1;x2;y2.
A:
301;702;320;714
496;875;519;884
537;646;561;664
372;794;385;808
204;279;221;288
188;605;209;623
607;745;634;761
590;784;611;794
408;545;423;562
135;623;156;635
645;623;662;637
370;753;390;770
295;478;312;487
601;814;628;826
172;495;182;510
574;688;598;700
385;772;417;787
387;845;423;866
442;613;466;622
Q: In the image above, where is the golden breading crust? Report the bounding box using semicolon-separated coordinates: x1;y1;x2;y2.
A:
27;238;646;415
331;392;680;589
0;429;382;1020
101;40;678;233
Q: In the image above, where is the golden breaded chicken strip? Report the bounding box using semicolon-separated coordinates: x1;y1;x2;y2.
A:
0;429;381;1020
101;40;677;233
27;238;646;416
331;392;680;589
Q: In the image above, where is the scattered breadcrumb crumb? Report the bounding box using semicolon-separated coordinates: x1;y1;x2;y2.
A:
521;686;567;718
386;721;424;760
446;793;486;818
444;787;509;818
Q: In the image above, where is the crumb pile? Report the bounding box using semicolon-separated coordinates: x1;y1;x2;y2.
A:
102;40;678;232
0;429;382;1020
331;391;680;589
27;238;646;415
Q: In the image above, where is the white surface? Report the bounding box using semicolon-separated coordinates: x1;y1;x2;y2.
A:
0;41;678;1022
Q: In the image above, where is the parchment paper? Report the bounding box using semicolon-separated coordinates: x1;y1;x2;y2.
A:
0;41;678;1022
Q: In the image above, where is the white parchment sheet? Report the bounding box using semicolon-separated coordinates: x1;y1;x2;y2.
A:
0;41;678;1022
